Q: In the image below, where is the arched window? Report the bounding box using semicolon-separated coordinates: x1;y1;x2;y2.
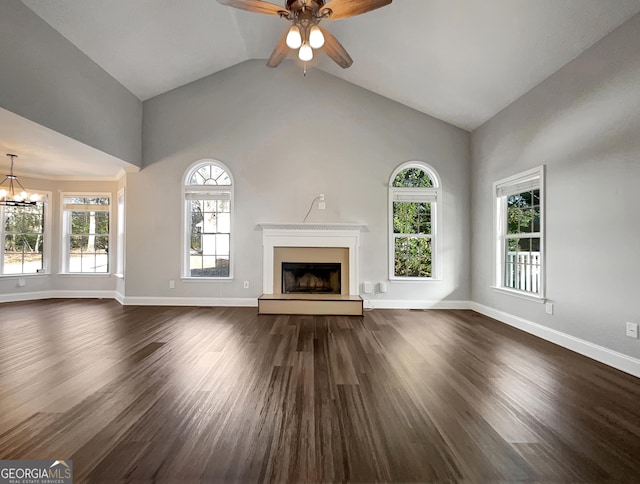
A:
389;162;441;280
183;160;233;278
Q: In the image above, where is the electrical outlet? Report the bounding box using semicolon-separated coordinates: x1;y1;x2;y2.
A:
545;302;553;315
318;202;326;210
363;281;373;294
169;280;175;289
243;281;249;289
17;278;25;288
378;281;388;293
626;322;639;339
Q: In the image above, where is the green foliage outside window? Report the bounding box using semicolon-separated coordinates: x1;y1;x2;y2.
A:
395;237;432;277
392;166;435;278
65;196;109;273
3;203;45;274
506;189;540;252
392;168;433;188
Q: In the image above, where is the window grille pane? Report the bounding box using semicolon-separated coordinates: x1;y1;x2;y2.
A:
507;189;540;235
393;202;431;235
394;236;432;277
215;234;230;255
81;253;95;272
189;255;202;276
202;212;217;233
218;200;230;213
217;213;230;233
504;237;541;293
94;212;109;234
392;168;433;188
71;212;87;234
202;234;216;254
188;164;232;186
202;256;217;272
95;235;109;252
214;257;230;277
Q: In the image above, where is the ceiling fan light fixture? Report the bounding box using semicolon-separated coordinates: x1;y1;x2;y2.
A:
298;42;313;61
286;25;302;49
309;25;324;49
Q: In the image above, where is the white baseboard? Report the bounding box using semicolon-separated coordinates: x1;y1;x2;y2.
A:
470;302;640;379
114;291;125;305
121;296;258;307
0;290;117;303
364;299;470;310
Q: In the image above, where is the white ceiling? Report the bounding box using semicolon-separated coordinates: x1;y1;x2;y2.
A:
4;0;640;179
21;0;640;131
0;107;138;180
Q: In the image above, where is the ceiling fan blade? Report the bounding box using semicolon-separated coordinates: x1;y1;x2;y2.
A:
319;26;353;68
267;30;289;67
217;0;289;16
322;0;392;20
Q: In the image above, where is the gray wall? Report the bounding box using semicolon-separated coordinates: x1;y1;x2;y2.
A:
131;60;470;302
470;13;640;357
0;0;142;166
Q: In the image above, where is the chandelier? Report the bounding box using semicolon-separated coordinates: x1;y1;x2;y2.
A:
0;154;41;206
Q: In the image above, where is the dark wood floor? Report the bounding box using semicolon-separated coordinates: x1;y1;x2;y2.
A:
1;300;640;482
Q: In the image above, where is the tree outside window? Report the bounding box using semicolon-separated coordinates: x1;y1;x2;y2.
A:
63;195;110;273
184;161;233;278
389;163;440;280
1;202;45;274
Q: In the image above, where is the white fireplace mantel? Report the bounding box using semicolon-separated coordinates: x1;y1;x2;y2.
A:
258;223;366;295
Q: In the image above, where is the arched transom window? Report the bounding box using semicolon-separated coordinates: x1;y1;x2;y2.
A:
389;162;441;280
184;160;233;278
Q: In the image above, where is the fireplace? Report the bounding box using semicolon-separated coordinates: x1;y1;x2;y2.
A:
258;223;365;315
282;262;341;294
259;222;364;294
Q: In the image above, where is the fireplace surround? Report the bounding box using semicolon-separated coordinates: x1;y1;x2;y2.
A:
259;223;364;295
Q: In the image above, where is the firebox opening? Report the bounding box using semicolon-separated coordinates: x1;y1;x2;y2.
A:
282;262;341;294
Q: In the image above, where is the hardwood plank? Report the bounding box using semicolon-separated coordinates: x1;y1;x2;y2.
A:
0;300;639;482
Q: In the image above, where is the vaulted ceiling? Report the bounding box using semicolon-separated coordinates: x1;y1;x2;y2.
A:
2;1;639;180
21;0;640;131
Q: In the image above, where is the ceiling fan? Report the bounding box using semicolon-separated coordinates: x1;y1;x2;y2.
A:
217;0;392;69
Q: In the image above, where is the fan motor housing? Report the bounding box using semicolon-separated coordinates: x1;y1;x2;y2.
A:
286;0;325;14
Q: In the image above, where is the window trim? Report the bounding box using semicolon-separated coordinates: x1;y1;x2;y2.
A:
0;191;52;277
388;161;442;281
493;165;545;300
182;159;234;280
60;192;112;275
115;187;125;278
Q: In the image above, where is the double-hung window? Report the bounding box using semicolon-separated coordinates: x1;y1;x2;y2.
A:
62;195;111;273
389;162;441;280
494;166;544;298
184;161;233;278
0;198;49;275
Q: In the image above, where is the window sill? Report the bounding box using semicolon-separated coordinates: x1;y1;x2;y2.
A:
0;273;49;279
491;286;545;303
180;277;234;283
114;273;124;280
57;273;112;277
389;277;442;283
